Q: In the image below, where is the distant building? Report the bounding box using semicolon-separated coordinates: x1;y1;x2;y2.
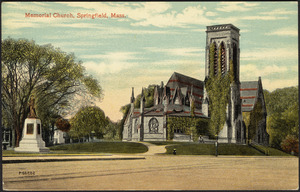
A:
122;24;269;145
53;129;66;144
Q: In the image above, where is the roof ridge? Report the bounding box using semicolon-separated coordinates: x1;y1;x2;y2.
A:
173;72;202;82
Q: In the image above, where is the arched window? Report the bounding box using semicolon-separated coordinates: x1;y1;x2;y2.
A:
149;118;159;133
233;43;238;81
213;43;218;76
134;119;138;133
209;42;218;76
220;42;226;75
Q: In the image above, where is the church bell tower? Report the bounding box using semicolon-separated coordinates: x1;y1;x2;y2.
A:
204;24;243;143
205;24;240;82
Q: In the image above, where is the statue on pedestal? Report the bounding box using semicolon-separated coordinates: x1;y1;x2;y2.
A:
28;95;37;118
15;94;49;152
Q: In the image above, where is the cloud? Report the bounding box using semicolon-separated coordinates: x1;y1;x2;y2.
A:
206;11;218;17
62;2;214;28
241;15;288;21
131;4;213;27
265;28;298;37
216;2;259;12
144;47;204;57
241;47;298;61
240;64;288;79
4;2;55;13
82;52;140;75
262;78;298;92
81;52;139;60
260;8;297;16
83;60;137;75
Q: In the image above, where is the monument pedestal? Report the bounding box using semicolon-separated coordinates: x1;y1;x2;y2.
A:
14;118;50;153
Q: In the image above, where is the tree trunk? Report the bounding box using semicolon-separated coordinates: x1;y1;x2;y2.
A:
11;127;16;148
16;125;21;147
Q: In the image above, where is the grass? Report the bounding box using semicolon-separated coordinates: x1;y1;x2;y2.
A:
250;144;291;156
166;143;265;156
49;141;148;154
147;141;192;146
2;150;108;156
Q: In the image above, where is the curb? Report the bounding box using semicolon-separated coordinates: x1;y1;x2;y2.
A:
2;157;145;164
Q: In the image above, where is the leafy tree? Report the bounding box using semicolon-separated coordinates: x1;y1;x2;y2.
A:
55;117;71;132
263;87;298;149
281;135;299;155
1;38;102;147
103;121;119;140
134;85;156;108
118;104;131;140
69;106;109;140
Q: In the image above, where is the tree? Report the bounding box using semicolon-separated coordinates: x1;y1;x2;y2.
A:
55;117;71;132
103;121;119;140
1;38;102;147
263;87;298;149
69;106;109;140
118;104;130;140
133;85;156;108
281;135;299;155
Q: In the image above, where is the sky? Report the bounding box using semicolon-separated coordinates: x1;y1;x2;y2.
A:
1;1;298;122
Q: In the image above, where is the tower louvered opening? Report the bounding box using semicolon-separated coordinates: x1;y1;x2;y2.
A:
220;42;226;75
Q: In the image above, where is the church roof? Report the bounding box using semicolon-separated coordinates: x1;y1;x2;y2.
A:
132;104;206;118
166;72;204;108
240;81;259;112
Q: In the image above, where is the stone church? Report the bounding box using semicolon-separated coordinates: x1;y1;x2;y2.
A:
122;24;269;145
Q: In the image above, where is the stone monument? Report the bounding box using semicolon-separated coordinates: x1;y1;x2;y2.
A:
14;96;50;152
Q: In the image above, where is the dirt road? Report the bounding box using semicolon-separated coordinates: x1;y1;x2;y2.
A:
3;155;298;190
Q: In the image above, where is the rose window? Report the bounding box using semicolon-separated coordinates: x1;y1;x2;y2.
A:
149;118;159;133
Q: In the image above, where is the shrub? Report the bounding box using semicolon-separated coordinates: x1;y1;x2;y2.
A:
280;135;299;154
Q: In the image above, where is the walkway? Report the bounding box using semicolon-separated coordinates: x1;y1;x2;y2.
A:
139;142;167;155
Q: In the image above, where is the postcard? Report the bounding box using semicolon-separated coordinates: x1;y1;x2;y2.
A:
1;1;298;191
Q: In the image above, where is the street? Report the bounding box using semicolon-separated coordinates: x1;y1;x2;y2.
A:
3;155;298;190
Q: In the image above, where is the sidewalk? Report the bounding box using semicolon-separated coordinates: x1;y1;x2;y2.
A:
138;142;167;155
2;155;145;164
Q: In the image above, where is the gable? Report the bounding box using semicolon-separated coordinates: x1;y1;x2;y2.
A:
166;72;204;108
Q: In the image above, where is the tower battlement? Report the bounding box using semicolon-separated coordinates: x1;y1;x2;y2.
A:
206;24;240;33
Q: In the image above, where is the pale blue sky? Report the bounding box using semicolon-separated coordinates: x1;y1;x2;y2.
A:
2;2;298;121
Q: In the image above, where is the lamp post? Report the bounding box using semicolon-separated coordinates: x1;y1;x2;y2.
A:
215;134;218;157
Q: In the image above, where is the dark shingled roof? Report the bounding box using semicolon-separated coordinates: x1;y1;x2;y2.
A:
133;103;206;118
240;81;258;112
166;72;204;108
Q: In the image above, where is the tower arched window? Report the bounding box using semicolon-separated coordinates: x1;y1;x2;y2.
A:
213;43;218;76
233;43;238;81
220;42;226;75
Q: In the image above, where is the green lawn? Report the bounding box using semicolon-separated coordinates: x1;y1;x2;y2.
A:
147;141;192;146
49;141;148;154
2;150;107;156
250;144;291;156
166;143;265;156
